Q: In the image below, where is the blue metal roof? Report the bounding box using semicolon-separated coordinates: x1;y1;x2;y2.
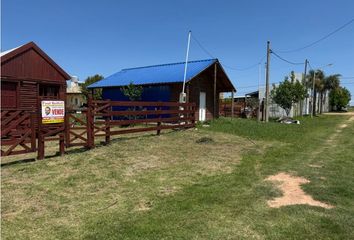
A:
88;59;217;88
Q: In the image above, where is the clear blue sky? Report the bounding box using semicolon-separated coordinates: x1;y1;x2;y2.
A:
2;0;354;104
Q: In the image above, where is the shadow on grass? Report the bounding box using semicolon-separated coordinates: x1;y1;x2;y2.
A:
1;158;36;167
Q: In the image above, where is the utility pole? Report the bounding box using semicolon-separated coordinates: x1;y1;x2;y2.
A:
257;63;261;121
265;41;271;122
301;59;308;116
311;69;316;118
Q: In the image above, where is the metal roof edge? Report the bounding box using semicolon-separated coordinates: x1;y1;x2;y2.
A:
88;81;184;89
87;58;218;89
121;58;217;71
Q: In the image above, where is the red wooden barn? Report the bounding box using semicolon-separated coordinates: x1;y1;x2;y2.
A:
1;41;71;111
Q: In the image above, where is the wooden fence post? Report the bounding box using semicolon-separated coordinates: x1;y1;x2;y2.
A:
59;133;65;156
65;112;70;147
37;129;45;160
86;97;94;149
157;105;162;135
105;118;111;144
30;112;36;152
37;99;45;160
231;91;234;118
192;104;196;127
105;100;111;144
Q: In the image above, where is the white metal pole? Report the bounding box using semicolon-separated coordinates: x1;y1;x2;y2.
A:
182;31;191;97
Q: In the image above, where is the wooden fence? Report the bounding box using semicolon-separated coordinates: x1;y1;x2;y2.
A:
86;99;196;148
219;102;245;117
1;109;36;156
1;100;196;160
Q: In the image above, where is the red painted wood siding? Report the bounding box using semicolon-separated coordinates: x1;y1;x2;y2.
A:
1;48;67;81
19;82;38;110
1;82;17;108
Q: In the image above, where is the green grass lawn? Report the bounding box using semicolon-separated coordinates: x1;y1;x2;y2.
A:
1;114;354;239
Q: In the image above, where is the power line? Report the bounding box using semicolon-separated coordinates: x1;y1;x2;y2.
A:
222;59;265;71
271;50;304;65
191;34;266;71
275;18;354;53
236;84;260;89
191;34;215;58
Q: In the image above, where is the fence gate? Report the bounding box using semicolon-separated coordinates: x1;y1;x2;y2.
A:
65;109;89;148
1;110;36;156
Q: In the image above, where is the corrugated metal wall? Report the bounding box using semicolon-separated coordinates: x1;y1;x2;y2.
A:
102;85;171;102
102;85;172;119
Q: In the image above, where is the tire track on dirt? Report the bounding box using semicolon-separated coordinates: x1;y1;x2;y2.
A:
309;113;354;166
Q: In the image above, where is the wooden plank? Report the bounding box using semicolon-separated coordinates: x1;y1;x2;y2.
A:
19;142;31;151
68;142;87;147
1;110;9;118
100;116;194;126
1;138;33;145
1;113;30;136
3;130;31;156
93;101;196;107
69;114;86;125
1;110;22;127
92;103;111;114
94;109;194;117
70;126;87;130
42;126;65;137
97;123;195;136
69;130;87;142
1;149;34;156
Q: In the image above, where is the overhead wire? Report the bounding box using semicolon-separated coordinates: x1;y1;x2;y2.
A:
191;34;266;71
271;50;305;65
275;18;354;53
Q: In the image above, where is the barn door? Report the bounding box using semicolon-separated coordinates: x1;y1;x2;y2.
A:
199;92;206;121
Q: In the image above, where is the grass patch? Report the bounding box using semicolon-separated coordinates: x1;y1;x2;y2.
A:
2;114;354;239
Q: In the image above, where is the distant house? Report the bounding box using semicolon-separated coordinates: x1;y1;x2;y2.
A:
66;76;85;109
1;42;70;112
88;59;236;121
247;84;329;119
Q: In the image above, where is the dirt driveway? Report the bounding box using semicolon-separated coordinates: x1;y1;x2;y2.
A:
323;112;354;116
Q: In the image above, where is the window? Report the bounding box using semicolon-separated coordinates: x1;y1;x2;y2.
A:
1;82;17;108
39;85;59;97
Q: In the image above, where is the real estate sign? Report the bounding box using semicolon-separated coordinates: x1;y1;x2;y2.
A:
41;100;65;124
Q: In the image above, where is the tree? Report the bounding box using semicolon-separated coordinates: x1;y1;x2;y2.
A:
121;82;143;101
329;87;351;111
271;72;307;116
306;70;325;115
81;74;104;100
323;74;341;112
324;74;340;90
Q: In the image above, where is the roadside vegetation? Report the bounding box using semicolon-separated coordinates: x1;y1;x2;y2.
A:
2;114;354;239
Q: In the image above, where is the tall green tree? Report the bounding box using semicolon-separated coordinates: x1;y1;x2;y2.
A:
306;70;325;115
323;74;341;112
329;86;351;111
271;72;307;116
81;74;104;100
